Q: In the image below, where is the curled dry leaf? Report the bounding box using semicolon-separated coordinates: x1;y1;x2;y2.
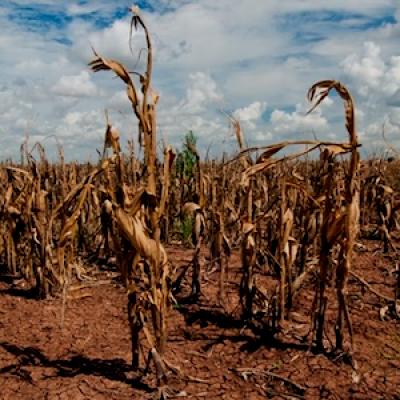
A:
181;202;201;218
114;205;167;267
89;53;132;85
308;80;357;145
194;211;206;242
256;143;287;163
380;184;394;194
242;222;255;235
323;144;353;156
7;206;21;216
291;169;304;181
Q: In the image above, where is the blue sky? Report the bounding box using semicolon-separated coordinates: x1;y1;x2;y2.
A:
0;0;399;160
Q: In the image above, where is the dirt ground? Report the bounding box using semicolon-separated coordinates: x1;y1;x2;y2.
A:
0;240;399;399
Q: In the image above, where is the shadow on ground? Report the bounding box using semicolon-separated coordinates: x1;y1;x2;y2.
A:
176;303;313;354
0;341;152;392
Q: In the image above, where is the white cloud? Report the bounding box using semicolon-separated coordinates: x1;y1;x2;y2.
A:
66;3;105;16
155;72;227;153
72;19;133;62
52;71;98;97
342;42;386;94
179;72;223;113
233;101;267;122
268;103;329;140
338;40;400;148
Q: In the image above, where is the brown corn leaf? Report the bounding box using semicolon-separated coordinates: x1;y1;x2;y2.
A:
256;143;287;163
307;80;356;144
282;208;294;246
194;212;206;241
243;159;277;178
7;206;21;216
89;53;132;85
326;213;346;246
243;222;255;235
291;169;304;181
380;184;394;194
182;202;201;218
4;186;13;207
113;206;167;267
323;144;352;156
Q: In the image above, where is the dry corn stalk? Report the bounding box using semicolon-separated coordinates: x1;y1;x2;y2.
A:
178;201;206;298
89;6;173;381
240;222;256;319
307;80;360;354
377;184;395;252
173;136;206;299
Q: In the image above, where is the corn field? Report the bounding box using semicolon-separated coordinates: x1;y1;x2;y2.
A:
0;7;399;400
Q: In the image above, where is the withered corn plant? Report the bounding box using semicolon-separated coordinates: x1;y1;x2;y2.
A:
226;116;259;318
174;138;206;300
89;6;174;384
376;183;395;252
176;201;205;299
240;222;256;320
307;80;360;354
212;162;232;306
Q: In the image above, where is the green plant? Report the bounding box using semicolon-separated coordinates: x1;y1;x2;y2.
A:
180;215;194;246
176;131;198;179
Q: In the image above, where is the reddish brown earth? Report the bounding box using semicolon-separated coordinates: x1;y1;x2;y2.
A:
0;240;399;399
